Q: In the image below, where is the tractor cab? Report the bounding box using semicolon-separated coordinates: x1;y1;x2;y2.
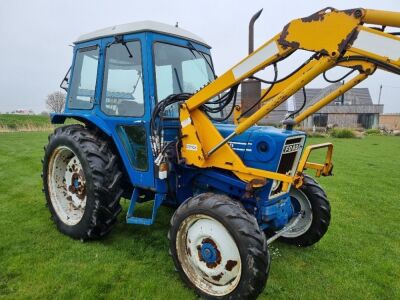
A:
56;21;215;190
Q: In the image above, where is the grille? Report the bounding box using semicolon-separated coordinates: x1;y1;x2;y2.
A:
270;136;304;198
277;137;302;176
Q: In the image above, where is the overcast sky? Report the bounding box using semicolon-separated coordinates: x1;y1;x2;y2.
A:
0;0;399;113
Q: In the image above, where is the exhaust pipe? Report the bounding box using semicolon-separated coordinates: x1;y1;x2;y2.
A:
241;9;263;118
249;9;263;54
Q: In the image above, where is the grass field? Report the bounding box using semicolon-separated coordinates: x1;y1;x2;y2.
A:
0;132;399;299
0;115;53;132
0;114;77;132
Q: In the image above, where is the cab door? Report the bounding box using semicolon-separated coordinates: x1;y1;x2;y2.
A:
96;34;156;190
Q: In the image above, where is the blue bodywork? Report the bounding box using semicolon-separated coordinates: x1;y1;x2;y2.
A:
52;31;306;231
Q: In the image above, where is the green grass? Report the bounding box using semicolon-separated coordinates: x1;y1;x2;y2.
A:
0;114;78;132
0;114;52;131
0;132;399;299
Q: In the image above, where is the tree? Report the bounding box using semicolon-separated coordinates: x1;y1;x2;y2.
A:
46;91;66;113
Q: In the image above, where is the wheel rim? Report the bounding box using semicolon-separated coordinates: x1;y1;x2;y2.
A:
281;188;313;238
176;214;242;296
48;146;87;226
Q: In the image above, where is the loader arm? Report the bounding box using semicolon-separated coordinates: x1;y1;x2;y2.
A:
178;8;400;188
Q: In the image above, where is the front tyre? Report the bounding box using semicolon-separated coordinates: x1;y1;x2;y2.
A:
168;193;269;299
279;175;331;247
42;125;123;240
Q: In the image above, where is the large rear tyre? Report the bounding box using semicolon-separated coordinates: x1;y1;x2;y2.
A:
168;193;269;299
42;124;123;240
279;175;331;247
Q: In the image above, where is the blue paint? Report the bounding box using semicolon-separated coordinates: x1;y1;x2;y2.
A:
126;188;165;225
52;29;306;231
73;178;79;189
201;243;218;264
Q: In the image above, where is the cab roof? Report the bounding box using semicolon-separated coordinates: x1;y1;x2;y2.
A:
75;20;210;48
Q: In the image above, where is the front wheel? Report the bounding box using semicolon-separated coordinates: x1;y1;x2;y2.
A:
279;175;331;247
168;193;269;299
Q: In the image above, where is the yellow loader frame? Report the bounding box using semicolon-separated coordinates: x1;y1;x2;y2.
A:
179;8;400;191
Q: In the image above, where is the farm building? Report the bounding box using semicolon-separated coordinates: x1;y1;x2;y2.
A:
292;85;383;129
379;113;400;131
223;84;382;129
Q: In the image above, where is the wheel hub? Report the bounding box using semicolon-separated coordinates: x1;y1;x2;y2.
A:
199;240;219;265
65;158;86;209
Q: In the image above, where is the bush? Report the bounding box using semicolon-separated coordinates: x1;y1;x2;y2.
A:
331;128;356;138
365;129;381;135
307;132;327;138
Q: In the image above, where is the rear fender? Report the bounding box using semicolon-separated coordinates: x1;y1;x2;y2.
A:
51;113;113;136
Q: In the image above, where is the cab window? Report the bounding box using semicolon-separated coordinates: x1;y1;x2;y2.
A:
154;42;214;117
101;41;144;117
68;46;99;109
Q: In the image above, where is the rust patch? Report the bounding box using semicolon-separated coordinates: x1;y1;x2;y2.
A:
338;28;359;54
197;245;204;262
342;8;363;18
278;27;300;50
211;272;224;282
244;178;267;199
301;9;327;23
225;260;238;271
67;173;86;200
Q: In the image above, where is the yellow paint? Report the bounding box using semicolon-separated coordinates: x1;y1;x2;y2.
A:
177;7;400;190
296;143;334;181
363;9;400;27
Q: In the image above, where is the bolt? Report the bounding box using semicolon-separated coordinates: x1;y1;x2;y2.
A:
354;9;362;18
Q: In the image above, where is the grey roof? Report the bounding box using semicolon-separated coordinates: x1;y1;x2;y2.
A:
75;20;210;47
293;86;374;111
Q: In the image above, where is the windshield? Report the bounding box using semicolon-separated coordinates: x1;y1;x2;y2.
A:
154;42;215;117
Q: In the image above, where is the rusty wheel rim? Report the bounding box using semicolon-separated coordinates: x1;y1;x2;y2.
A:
176;214;242;296
48;146;87;226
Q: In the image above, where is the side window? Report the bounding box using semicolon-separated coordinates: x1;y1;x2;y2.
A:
101;41;144;117
69;46;99;109
117;125;148;171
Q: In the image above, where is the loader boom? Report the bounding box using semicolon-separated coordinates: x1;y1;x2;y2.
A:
179;7;400;187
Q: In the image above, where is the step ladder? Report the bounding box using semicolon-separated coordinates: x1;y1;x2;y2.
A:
126;188;166;225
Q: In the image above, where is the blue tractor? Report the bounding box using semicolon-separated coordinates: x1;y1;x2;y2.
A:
47;7;400;297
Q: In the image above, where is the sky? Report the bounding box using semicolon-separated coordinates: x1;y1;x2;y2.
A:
0;0;399;113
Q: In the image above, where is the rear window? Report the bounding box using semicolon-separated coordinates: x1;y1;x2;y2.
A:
68;46;99;110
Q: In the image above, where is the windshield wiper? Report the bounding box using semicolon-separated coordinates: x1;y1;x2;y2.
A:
110;35;133;58
173;68;183;93
187;41;216;78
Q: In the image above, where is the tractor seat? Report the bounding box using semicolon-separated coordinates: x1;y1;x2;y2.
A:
117;100;144;116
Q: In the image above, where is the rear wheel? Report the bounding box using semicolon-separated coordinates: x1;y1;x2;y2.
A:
168;193;269;299
279;175;331;247
42;124;123;240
